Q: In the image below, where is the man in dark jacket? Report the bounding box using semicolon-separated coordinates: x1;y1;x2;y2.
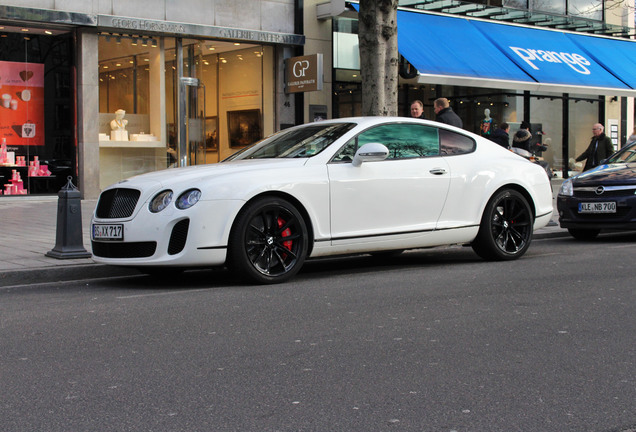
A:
410;100;426;119
433;98;462;128
490;122;510;148
575;123;614;171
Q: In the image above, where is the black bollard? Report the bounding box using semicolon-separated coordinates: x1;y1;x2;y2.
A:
46;176;92;259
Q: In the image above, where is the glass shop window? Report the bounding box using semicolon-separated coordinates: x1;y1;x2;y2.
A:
0;27;75;196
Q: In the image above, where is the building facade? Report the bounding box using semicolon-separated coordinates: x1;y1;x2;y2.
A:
304;0;636;178
0;0;303;198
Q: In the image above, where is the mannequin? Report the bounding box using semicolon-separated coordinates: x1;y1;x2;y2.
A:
110;109;129;141
480;108;493;136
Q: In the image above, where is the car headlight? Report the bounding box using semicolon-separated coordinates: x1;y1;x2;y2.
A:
559;179;574;197
176;189;201;210
149;190;173;213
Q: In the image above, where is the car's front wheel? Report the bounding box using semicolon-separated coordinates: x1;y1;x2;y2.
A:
567;228;600;240
228;196;308;284
472;189;533;261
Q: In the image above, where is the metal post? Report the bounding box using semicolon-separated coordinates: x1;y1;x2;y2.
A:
46;176;91;259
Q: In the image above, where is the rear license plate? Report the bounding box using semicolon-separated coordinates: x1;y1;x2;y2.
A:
92;224;124;240
578;202;616;214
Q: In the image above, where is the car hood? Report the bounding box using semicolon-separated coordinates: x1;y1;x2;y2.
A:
572;162;636;186
110;158;310;190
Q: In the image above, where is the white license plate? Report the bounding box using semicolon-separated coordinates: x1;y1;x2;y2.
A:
578;202;616;214
92;224;124;240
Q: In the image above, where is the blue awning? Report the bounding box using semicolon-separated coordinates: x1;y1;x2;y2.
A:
351;3;636;95
567;33;636;89
470;20;630;91
396;10;534;83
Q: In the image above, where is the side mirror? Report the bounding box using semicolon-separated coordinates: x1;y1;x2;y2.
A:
352;142;389;167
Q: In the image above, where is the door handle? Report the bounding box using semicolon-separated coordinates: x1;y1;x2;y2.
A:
429;168;447;175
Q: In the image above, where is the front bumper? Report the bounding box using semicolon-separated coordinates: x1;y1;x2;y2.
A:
557;194;636;230
91;199;244;267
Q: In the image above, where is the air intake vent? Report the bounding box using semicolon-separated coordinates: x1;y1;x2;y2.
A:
168;219;190;255
91;241;156;258
96;188;141;219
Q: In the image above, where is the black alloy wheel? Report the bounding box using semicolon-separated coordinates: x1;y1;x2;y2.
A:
472;189;533;260
228;197;308;284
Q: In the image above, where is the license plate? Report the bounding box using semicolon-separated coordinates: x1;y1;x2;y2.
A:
578;202;616;214
92;224;124;240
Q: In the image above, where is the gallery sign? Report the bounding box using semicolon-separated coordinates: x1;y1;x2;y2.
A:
285;54;323;93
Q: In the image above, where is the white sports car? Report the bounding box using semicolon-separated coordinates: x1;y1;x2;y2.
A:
91;117;553;284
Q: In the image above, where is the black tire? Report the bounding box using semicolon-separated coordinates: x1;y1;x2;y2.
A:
228;196;308;284
567;228;600;240
472;189;533;261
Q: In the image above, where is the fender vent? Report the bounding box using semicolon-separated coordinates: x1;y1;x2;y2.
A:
168;219;190;255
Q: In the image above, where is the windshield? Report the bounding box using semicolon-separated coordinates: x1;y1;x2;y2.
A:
606;142;636;163
224;123;355;161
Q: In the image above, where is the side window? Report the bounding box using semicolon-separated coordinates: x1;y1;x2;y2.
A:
439;128;476;155
332;123;440;162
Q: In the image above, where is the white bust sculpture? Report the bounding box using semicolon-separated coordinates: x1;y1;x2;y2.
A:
110;109;128;131
484;108;491;120
110;109;129;141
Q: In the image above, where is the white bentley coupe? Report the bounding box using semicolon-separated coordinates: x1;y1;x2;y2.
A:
91;117;553;284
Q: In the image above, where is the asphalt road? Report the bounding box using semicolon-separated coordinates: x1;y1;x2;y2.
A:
1;233;635;432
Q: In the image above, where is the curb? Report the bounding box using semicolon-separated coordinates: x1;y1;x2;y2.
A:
0;263;140;289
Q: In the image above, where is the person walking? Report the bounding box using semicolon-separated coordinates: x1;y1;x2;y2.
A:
575;123;614;171
512;127;532;152
410;100;426;119
490;122;510;148
433;98;462;128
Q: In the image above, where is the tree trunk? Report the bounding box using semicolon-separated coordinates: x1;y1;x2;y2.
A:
358;0;399;116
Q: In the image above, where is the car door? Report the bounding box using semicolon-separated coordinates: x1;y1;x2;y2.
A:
327;122;451;245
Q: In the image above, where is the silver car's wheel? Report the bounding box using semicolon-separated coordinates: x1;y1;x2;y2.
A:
472;189;533;261
228;197;308;284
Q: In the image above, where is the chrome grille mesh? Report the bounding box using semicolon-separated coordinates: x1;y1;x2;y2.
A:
96;188;141;219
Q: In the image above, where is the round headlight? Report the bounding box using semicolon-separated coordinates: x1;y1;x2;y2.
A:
149;190;173;213
176;189;201;210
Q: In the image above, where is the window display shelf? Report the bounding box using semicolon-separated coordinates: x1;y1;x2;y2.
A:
99;140;164;149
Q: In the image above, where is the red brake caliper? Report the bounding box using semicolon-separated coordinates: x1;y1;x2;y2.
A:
277;217;292;252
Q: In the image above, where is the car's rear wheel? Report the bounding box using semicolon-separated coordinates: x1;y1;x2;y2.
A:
567;228;600;240
472;189;533;261
228;196;308;284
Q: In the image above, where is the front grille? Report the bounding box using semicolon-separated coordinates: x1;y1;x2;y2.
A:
96;188;141;219
574;188;636;199
168;219;190;255
92;241;156;258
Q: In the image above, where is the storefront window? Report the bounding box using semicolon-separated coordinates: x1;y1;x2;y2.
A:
98;34;274;188
0;26;75;196
165;39;273;166
98;34;163;189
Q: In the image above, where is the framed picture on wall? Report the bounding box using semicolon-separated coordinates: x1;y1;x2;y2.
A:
205;116;218;151
228;109;261;148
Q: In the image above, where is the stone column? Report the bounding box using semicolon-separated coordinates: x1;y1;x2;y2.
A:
76;29;100;199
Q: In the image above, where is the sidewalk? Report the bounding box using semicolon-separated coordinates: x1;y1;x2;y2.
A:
0;179;568;287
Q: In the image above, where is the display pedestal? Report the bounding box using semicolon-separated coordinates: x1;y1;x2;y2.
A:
99;140;165;188
110;130;129;141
